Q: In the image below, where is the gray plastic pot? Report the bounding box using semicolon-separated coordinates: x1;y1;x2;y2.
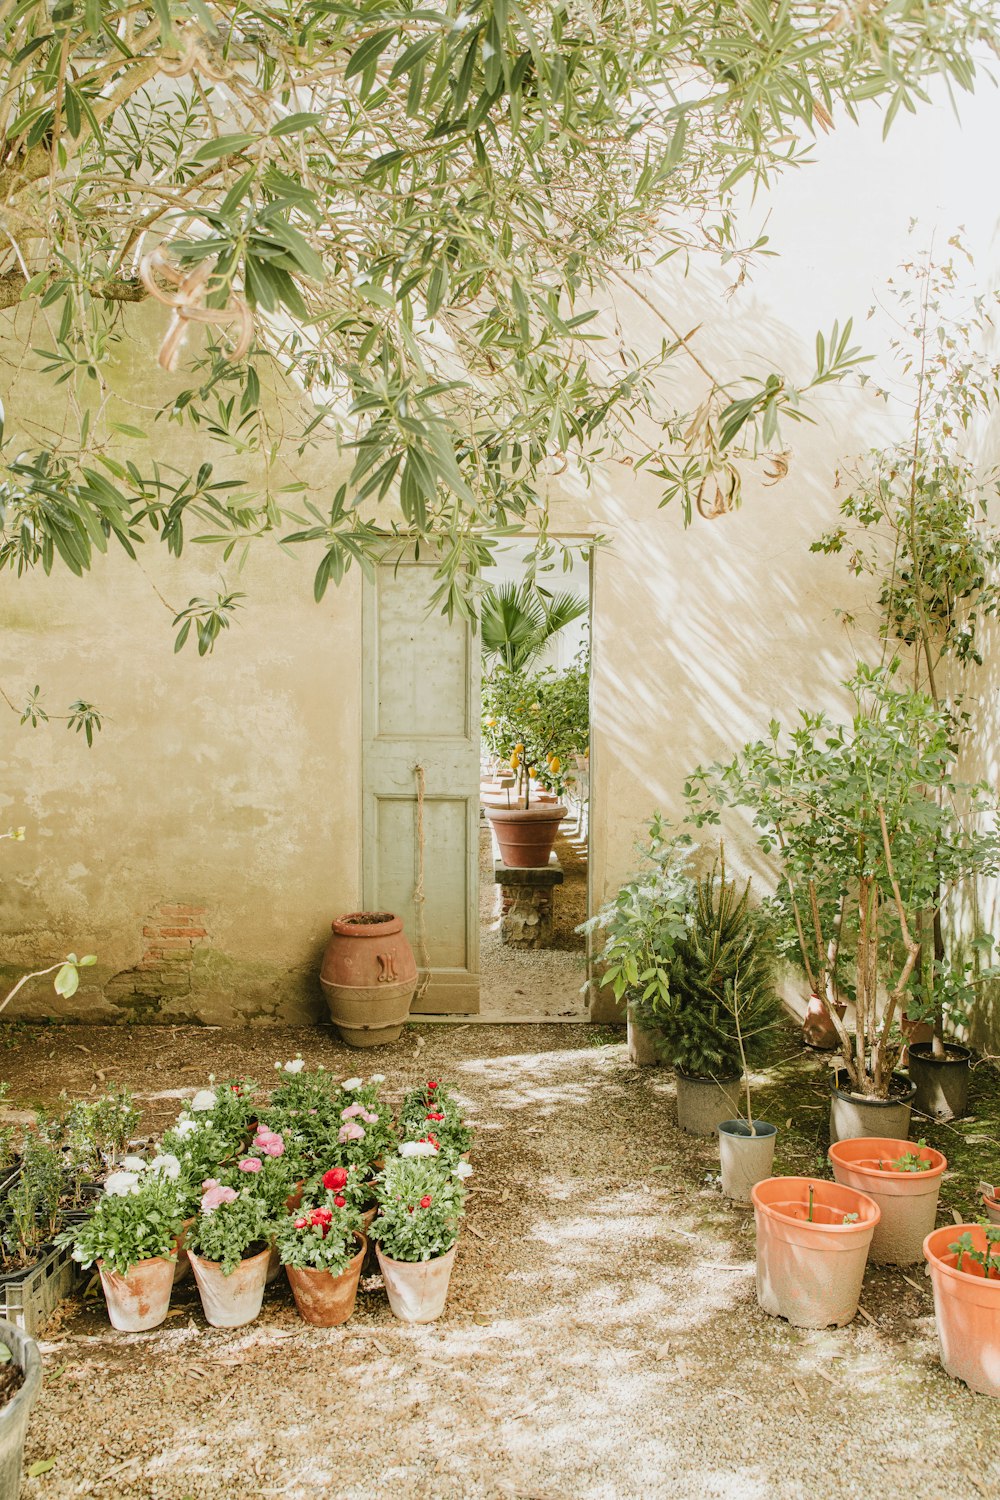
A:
0;1320;42;1500
675;1070;742;1137
907;1042;971;1122
719;1121;778;1202
626;1009;660;1067
829;1069;915;1144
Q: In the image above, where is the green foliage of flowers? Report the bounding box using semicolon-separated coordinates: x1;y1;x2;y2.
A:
369;1158;466;1264
398;1083;473;1165
482;652;589;802
276;1200;364;1274
188;1190;273;1277
61;1176;184;1278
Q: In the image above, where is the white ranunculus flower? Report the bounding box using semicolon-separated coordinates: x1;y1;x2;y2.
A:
149;1153;181;1180
455;1161;474;1179
104;1171;142;1197
399;1140;437;1158
274;1061;283;1071
121;1155;147;1173
174;1118;199;1138
190;1089;216;1111
341;1077;362;1091
283;1059;305;1074
368;1074;385;1084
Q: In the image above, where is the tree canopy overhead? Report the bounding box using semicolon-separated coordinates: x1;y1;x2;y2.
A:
0;0;997;639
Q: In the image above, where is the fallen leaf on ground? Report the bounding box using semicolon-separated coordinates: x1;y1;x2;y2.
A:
27;1460;55;1477
855;1306;874;1324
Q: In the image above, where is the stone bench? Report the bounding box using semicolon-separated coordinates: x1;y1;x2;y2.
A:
494;853;564;948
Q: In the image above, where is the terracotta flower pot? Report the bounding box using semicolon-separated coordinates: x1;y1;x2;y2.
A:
172;1218;194;1285
484;804;567;868
376;1242;457;1323
924;1223;1000;1397
829;1137;946;1265
188;1245;270;1328
752;1176;880;1328
907;1041;972;1123
829;1068;915;1144
320;911;418;1047
801;993;846;1050
675;1069;742;1137
718;1120;777;1203
286;1237;366;1327
98;1256;175;1332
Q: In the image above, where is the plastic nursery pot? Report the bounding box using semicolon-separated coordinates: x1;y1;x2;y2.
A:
907;1042;972;1123
828;1137;946;1266
0;1319;42;1500
923;1223;1000;1398
172;1218;194;1285
286;1237;366;1328
187;1246;270;1329
983;1192;1000;1228
320;911;418;1048
626;1008;661;1068
675;1069;742;1137
98;1256;175;1333
718;1121;778;1203
484;803;567;869
829;1069;915;1145
376;1242;458;1324
751;1176;880;1329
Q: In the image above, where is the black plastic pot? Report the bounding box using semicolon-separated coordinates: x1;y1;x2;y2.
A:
0;1319;42;1500
829;1069;915;1144
907;1041;972;1122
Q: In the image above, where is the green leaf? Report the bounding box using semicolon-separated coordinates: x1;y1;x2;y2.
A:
0;1344;11;1364
270;112;323;137
191;133;257;164
54;963;79;999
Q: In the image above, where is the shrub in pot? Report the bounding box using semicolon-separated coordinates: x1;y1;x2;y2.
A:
0;1320;42;1500
687;664;1000;1140
369;1154;467;1323
828;1137;946;1264
752;1176;880;1328
923;1222;1000;1397
277;1196;366;1327
61;1168;184;1332
186;1183;273;1328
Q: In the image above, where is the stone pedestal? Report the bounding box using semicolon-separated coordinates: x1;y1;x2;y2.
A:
495;855;564;949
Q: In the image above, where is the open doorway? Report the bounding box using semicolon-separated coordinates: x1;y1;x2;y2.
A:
477;542;591;1019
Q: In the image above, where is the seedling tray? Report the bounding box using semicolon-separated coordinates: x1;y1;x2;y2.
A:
0;1241;80;1337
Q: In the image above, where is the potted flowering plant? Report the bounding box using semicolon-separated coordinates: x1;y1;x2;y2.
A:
828;1137;946;1265
60;1170;184;1331
186;1182;273;1328
369;1155;467;1322
276;1197;366;1327
398;1081;473;1166
329;1077;398;1175
234;1127;291;1283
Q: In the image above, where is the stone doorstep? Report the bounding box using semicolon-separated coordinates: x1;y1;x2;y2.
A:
493;854;564;887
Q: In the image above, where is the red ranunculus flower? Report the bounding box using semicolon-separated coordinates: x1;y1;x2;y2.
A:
425;1111;445;1121
419;1195;432;1209
427;1080;439;1090
323;1167;349;1191
294;1218;307;1229
333;1195;346;1208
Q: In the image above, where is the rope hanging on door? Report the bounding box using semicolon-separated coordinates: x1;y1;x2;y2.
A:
412;763;431;1005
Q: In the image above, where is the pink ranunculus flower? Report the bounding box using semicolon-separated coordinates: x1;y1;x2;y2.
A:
238;1157;263;1173
340;1104;364;1121
202;1178;219;1190
201;1184;238;1214
362;1111;378;1125
338;1122;366;1144
257;1132;285;1158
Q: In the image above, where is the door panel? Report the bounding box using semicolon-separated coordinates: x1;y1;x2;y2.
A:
362;558;480;1013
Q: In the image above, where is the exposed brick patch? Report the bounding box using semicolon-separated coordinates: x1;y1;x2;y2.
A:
106;901;210;1011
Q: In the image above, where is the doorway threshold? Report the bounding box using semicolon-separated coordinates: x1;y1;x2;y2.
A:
410;1014;592;1026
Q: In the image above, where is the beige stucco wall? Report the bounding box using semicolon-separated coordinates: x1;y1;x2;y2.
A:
2;76;999;1043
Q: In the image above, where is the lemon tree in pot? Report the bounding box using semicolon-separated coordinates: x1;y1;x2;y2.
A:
687;663;1000;1142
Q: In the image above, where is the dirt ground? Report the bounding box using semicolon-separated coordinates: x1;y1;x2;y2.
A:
3;1020;1000;1500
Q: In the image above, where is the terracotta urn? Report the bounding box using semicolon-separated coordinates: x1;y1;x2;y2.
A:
320;911;418;1047
485;803;567;868
802;993;845;1050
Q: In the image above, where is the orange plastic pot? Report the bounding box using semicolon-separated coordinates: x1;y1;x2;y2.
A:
98;1256;174;1332
829;1137;946;1265
286;1237;366;1328
752;1176;880;1328
923;1223;1000;1397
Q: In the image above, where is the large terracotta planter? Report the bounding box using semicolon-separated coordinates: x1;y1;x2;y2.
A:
675;1069;742;1136
752;1176;880;1328
829;1068;915;1143
924;1223;1000;1397
376;1242;457;1323
0;1320;42;1500
320;912;418;1047
718;1120;777;1203
286;1238;366;1327
98;1256;174;1332
829;1137;946;1265
907;1041;972;1122
801;993;845;1050
188;1246;270;1328
485;804;566;869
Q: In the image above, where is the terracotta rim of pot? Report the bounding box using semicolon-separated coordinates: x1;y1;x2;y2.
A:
830;1068;916;1106
484;804;567;824
331;911;402;938
829;1136;947;1180
924;1222;1000;1286
907;1041;973;1068
752;1175;880;1233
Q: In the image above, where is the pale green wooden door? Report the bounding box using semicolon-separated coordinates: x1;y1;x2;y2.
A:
362;557;480;1013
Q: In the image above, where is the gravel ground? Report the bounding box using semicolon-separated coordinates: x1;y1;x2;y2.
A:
4;1021;1000;1500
